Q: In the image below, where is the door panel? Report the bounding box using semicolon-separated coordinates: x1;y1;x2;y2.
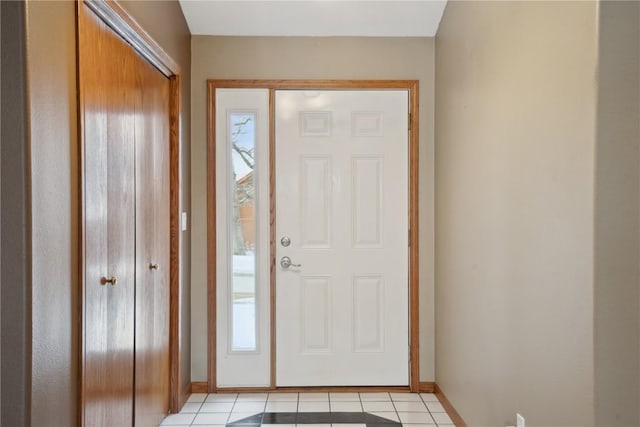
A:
80;7;136;425
275;90;409;386
214;89;271;387
300;157;331;248
80;4;171;425
300;276;331;352
134;50;171;426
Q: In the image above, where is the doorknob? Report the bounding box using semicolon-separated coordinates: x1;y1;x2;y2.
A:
149;263;159;270
280;236;291;247
101;276;117;286
280;256;301;269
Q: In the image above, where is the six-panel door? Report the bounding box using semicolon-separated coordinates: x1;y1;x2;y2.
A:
275;90;409;386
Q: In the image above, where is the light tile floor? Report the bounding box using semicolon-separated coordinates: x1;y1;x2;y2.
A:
160;392;455;427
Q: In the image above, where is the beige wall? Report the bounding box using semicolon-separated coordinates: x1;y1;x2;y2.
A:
1;2;29;425
26;2;79;424
435;2;598;426
24;1;191;425
594;1;640;425
190;36;436;382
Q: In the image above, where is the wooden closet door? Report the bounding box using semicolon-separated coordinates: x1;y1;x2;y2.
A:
79;6;136;426
134;48;171;426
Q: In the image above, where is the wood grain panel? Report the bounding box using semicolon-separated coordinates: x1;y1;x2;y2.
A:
134;44;171;426
82;0;179;77
169;74;183;412
79;0;183;423
269;89;276;389
408;81;420;392
418;382;435;393
79;5;136;425
207;80;418;90
214;386;412;393
206;81;218;393
191;382;209;394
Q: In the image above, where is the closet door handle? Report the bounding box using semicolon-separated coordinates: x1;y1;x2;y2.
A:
101;276;117;286
149;263;159;271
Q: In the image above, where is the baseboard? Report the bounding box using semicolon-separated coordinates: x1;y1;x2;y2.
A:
181;381;191;405
434;383;467;427
418;382;435;393
191;384;412;393
170;381;192;413
191;381;208;393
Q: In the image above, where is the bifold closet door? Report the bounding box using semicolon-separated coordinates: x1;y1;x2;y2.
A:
80;6;136;426
134;48;171;426
80;3;171;426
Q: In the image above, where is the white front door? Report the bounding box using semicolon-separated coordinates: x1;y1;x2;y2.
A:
275;90;409;386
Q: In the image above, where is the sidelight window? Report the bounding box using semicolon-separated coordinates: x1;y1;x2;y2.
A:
229;112;257;352
215;88;270;387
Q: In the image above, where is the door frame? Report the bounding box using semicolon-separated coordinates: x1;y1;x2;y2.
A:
207;80;420;392
77;0;184;417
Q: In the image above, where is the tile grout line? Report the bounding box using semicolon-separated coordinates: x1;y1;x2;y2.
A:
178;391;452;427
417;393;431;426
389;394;399;423
418;393;434;425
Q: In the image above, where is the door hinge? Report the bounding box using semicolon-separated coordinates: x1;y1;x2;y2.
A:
408;229;411;246
408;113;411;131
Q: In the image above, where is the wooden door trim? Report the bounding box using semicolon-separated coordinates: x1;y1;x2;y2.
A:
168;74;183;412
207;79;420;392
77;0;184;418
206;83;218;390
81;0;180;77
268;89;277;389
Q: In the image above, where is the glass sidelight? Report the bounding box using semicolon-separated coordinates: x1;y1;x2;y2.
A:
228;112;257;352
215;89;270;386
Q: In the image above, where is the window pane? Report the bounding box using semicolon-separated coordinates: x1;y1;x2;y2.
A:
230;112;257;352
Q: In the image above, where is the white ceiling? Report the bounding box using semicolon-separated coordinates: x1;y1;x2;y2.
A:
179;1;447;37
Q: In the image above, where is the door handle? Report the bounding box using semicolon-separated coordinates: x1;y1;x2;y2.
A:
280;256;301;269
149;263;159;270
101;276;117;286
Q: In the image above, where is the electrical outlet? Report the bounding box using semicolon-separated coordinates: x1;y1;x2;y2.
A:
516;413;525;427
